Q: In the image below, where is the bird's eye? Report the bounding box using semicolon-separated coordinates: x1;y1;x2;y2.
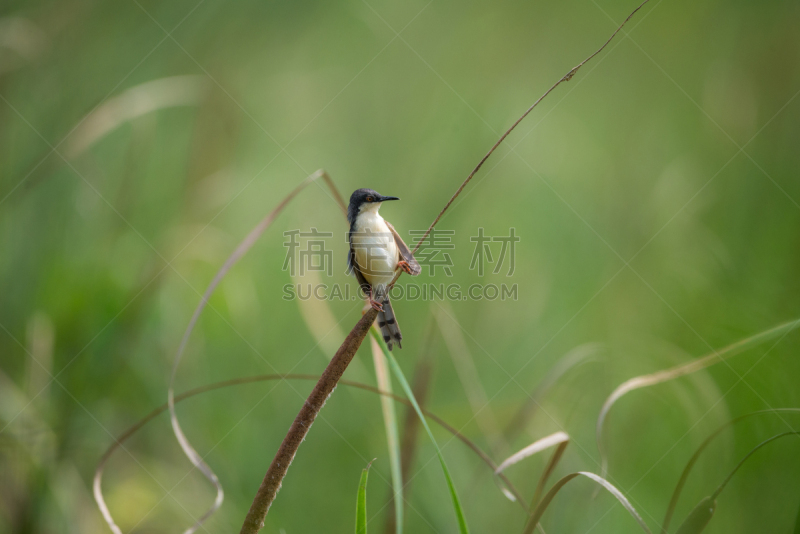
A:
366;196;374;202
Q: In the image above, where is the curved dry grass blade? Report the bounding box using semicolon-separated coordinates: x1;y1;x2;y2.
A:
495;432;569;475
94;395;192;534
523;472;652;534
661;409;800;533
356;459;376;534
530;440;568;511
597;318;800;480
166;169;343;534
505;343;601;442
673;432;800;534
66;75;208;158
371;328;470;534
93;373;526;532
370;337;404;534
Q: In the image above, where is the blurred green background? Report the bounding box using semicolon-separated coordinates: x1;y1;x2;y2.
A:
2;0;799;532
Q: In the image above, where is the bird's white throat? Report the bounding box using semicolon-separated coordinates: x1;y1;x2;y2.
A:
354;202;388;233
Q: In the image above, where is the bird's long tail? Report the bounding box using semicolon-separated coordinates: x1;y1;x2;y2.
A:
377;298;402;350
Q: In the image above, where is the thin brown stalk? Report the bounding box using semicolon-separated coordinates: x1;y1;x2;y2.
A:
530;440;569;511
407;0;652;257
239;309;378;533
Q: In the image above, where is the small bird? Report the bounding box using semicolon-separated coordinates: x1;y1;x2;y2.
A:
347;188;421;350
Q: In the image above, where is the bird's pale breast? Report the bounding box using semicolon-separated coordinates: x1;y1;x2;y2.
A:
352;212;398;289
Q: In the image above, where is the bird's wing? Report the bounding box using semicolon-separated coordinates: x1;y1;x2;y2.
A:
348;234;371;290
386;220;421;276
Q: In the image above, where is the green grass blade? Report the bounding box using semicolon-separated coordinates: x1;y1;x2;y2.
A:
370;337;404;534
356;460;375;534
711;432;800;500
673;497;716;534
662;409;800;533
673;432;800;534
371;328;470;534
794;501;800;534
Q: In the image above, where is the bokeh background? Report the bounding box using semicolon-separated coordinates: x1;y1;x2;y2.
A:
2;0;799;532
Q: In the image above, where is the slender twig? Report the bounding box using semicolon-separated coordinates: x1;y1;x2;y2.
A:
408;0;652;257
530;440;569;511
240;309;378;533
241;3;651;530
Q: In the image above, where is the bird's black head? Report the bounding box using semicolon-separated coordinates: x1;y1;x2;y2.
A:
347;188;400;225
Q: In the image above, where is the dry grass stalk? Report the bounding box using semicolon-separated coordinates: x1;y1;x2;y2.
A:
370;336;404;534
239;308;378;533
384;318;437;534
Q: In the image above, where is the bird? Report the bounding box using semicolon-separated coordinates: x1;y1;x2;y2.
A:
347;188;421;350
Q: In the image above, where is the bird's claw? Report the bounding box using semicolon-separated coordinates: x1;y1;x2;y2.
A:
370;299;384;312
397;260;413;275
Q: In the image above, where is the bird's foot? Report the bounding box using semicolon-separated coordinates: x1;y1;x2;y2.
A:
397;260;413;274
369;298;384;312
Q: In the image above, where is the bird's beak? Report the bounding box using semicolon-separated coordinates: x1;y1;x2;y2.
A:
380;196;400;201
